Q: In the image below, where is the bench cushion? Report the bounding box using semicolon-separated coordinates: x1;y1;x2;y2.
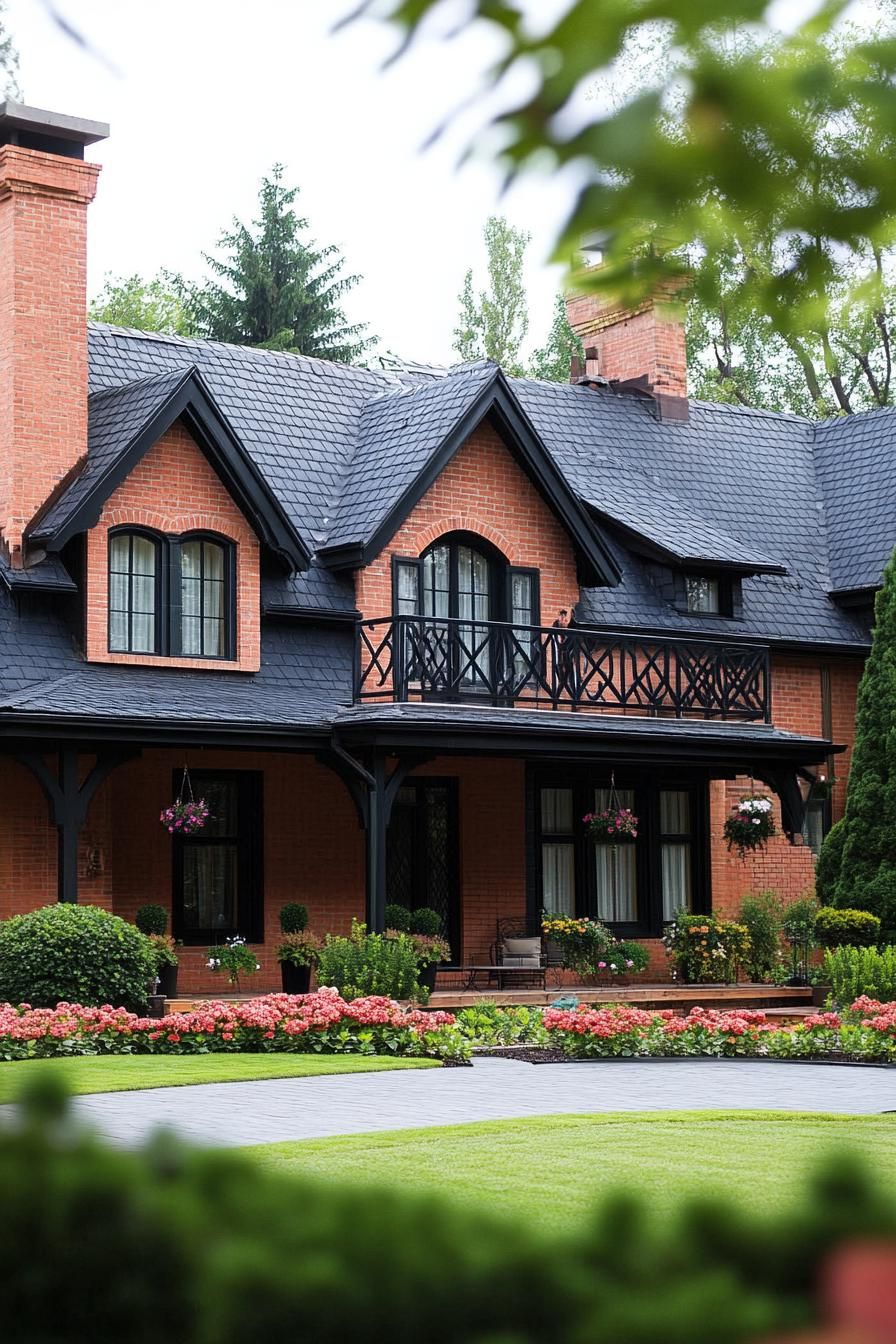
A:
501;936;541;968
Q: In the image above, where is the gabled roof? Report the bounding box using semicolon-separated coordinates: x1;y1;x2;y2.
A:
582;469;787;574
812;405;896;595
318;361;621;586
28;365;310;571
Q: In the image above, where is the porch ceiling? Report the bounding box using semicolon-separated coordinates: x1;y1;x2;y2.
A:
332;702;839;769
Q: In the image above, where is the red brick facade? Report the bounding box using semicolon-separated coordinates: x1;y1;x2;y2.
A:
355;420;581;623
84;420;261;672
0;147;100;557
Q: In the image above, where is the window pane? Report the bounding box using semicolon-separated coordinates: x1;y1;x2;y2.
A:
204;578;223;619
201;779;238;837
132;535;156;576
686;577;720;613
110;534;130;572
204;542;224;581
182;578;201;617
541;787;573;834
181;541;201;579
595;844;637;921
594;787;635;812
803;801;825;858
662;843;692;919
109;572;129;613
131;613;155;653
660;790;691;834
109;609;128;651
542;843;574;914
511;573;532;623
396;563;419;615
181;615;201;656
181;844;238;933
203;617;223;656
132;574;155;615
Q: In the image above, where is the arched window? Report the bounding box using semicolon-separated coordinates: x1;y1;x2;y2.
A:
178;535;231;658
108;529;160;653
393;532;540;694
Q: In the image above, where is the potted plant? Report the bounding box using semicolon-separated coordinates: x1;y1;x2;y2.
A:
275;931;321;994
407;908;449;992
279;902;308;934
135;904;179;997
583;806;638;844
206;936;261;991
723;795;776;859
541;914;615;980
662;913;751;984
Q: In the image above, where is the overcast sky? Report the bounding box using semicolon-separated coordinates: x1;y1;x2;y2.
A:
5;0;579;366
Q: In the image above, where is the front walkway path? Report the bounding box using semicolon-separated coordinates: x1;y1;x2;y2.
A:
13;1057;893;1148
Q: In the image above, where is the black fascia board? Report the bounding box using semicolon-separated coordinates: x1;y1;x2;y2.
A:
0;713;333;750
590;510;788;576
28;369;311;573
334;717;840;767
318;370;621;588
829;584;878;609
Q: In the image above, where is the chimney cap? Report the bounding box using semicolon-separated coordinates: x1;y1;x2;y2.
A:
0;101;108;155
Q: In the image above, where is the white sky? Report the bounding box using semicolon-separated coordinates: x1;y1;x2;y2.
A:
5;0;577;366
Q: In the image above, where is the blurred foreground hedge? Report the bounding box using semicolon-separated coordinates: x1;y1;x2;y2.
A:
3;1078;896;1344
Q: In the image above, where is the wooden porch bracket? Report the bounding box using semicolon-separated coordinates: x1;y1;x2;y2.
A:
15;748;139;903
756;767;809;843
317;742;432;933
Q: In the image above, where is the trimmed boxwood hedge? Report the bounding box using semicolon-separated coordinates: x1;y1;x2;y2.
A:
0;904;156;1012
815;906;881;948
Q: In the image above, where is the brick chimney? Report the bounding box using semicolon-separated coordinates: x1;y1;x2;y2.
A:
566;283;689;421
0;103;108;562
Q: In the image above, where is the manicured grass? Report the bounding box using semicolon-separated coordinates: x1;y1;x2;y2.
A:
251;1111;896;1232
0;1053;438;1103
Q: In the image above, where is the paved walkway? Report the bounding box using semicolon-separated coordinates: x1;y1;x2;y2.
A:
6;1057;892;1148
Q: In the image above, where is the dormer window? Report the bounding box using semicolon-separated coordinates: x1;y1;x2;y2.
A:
108;528;235;660
685;575;733;616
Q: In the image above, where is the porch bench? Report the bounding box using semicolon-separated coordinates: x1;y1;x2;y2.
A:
458;963;547;992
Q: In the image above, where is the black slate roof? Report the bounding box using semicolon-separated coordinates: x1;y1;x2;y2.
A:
2;320;883;737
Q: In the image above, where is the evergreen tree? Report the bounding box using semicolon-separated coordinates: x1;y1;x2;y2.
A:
817;549;896;938
530;294;584;383
190;166;372;363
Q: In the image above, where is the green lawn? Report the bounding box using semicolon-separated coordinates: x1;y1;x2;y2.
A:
250;1111;896;1232
0;1053;438;1102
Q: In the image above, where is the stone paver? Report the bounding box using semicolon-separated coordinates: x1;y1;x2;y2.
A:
3;1058;893;1148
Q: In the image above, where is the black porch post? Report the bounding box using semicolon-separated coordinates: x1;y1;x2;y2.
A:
15;748;138;904
366;754;388;934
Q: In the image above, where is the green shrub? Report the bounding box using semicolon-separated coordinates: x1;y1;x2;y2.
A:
4;1081;896;1344
781;895;818;946
455;1002;547;1045
316;921;420;1001
848;865;896;944
739;890;783;981
815;907;881;949
823;944;896;1003
384;903;411;932
279;903;308;933
409;907;444;936
615;939;650;973
0;904;155;1012
134;904;168;936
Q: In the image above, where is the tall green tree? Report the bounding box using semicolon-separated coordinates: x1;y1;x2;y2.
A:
454;216;530;374
190;166;372;362
89;272;195;337
816;549;896;938
454;216;583;380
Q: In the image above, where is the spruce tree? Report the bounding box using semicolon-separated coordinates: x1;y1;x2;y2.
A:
190;166;372;363
817;548;896;938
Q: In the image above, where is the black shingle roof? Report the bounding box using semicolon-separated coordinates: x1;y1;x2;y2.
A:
813;405;896;593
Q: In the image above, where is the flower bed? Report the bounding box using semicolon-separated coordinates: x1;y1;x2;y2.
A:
543;998;896;1063
0;988;468;1064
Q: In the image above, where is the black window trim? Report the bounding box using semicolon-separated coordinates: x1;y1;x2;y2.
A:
107;526;165;655
107;527;237;661
527;766;710;939
682;572;735;618
171;767;264;945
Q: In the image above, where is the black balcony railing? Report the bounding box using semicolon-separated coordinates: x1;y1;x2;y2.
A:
354;615;772;722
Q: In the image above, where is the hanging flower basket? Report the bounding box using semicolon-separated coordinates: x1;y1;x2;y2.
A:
583;807;639;843
160;767;209;836
723;795;775;859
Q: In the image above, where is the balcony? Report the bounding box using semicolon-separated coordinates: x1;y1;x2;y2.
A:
355;616;772;722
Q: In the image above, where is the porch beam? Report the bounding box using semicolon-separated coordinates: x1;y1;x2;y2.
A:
15;748;138;903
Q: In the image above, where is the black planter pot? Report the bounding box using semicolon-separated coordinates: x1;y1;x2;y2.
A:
281;962;312;995
157;963;178;999
811;984;832;1007
417;962;439;993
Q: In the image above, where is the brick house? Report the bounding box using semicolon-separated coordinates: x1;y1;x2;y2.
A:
0;103;879;992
